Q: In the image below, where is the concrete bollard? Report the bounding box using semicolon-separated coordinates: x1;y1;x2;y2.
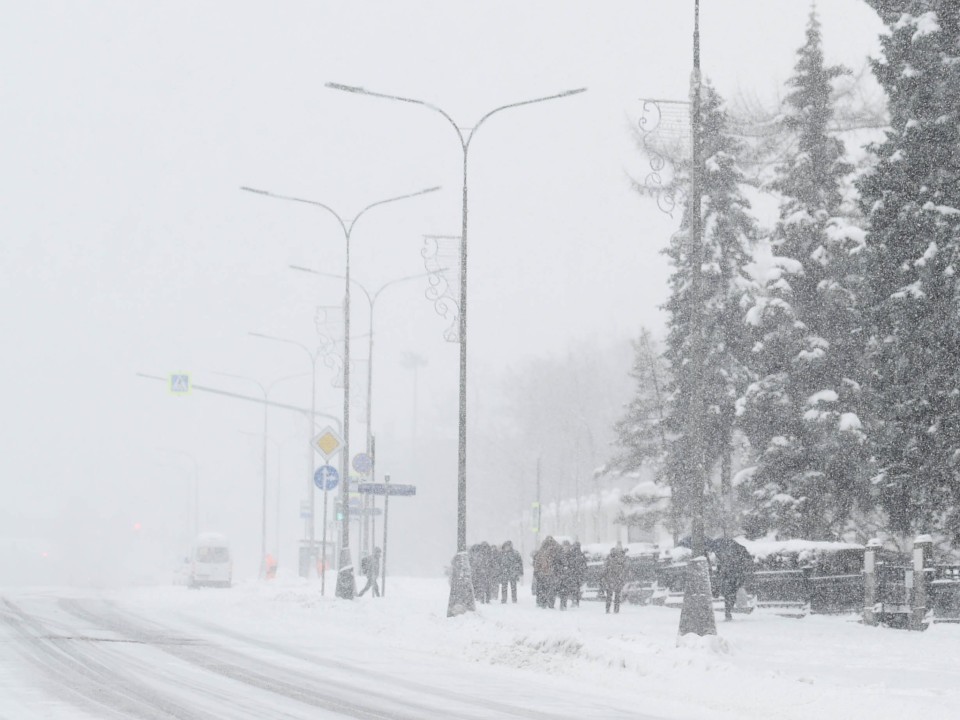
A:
863;538;881;626
910;534;933;631
678;556;717;638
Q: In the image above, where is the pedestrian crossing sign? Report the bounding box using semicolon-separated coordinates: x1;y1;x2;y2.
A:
169;373;191;395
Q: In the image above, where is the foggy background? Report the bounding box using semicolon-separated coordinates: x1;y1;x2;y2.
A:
0;1;884;585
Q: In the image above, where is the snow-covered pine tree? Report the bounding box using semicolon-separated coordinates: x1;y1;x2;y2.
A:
859;1;960;542
738;8;868;540
609;330;679;537
610;329;670;476
661;80;756;536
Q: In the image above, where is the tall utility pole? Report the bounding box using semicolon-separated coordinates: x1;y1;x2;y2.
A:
158;449;200;540
212;370;308;579
288;267;436;562
678;0;717;639
325;81;586;616
248;332;339;591
242;184;439;599
535;455;542;551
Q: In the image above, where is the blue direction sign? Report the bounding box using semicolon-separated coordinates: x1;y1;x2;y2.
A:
313;465;340;491
357;482;416;496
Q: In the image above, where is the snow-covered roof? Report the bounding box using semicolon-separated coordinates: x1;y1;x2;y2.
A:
541;487;624;518
626;478;670;498
194;531;229;546
737;537;863;559
581;541;659;559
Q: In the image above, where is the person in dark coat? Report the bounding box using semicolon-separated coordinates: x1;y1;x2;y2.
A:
712;538;753;620
602;542;628;614
469;542;493;603
357;547;381;597
568;541;588;607
498;540;523;603
533;536;561;608
488;543;503;602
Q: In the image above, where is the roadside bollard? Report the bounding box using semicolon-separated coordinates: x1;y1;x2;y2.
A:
863;538;881;627
910;534;933;631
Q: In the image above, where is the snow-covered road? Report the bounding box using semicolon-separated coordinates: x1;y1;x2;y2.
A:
3;578;960;719
0;588;666;719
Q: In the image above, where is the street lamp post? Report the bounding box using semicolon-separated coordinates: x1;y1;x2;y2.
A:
158;448;200;540
677;0;716;639
326;81;586;615
242;185;440;599
291;266;438;558
248;331;347;594
212;370;303;578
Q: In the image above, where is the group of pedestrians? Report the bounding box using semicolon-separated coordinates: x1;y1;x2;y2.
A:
532;537;589;609
468;540;524;603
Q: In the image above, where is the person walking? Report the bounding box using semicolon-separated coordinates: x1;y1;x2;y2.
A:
488;542;503;602
534;536;560;608
568;541;587;607
558;540;574;610
603;542;627;614
499;540;523;603
713;538;753;621
469;542;493;604
358;547;382;597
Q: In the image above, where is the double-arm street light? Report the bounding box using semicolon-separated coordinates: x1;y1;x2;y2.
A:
325;81;587;615
242;184;440;599
248;331;343;595
290;266;438;558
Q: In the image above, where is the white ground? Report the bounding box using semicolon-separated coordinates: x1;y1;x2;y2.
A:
2;576;958;719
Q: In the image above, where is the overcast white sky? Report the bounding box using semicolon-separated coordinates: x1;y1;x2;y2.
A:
0;1;885;581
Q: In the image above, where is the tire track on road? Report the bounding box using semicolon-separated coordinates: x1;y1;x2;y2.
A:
59;599;440;720
107;600;643;720
0;597;206;720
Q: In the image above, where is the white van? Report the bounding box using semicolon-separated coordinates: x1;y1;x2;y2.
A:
188;532;232;588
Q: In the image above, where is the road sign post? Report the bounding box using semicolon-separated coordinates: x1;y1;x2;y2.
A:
382;474;391;597
355;477;417;598
353;452;373;558
311;426;343;593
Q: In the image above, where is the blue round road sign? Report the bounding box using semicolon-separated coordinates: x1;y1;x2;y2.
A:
314;465;339;491
352;452;373;475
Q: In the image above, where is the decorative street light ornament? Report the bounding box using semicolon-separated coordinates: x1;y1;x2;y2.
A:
421;234;461;343
314;305;346;387
636;98;691;218
311;427;343;460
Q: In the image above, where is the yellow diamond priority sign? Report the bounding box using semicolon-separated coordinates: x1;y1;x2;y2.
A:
311;427;343;460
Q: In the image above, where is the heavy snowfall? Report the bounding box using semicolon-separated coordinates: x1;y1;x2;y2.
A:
3;1;960;718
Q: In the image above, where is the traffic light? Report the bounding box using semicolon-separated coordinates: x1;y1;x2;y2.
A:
335;500;344;522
